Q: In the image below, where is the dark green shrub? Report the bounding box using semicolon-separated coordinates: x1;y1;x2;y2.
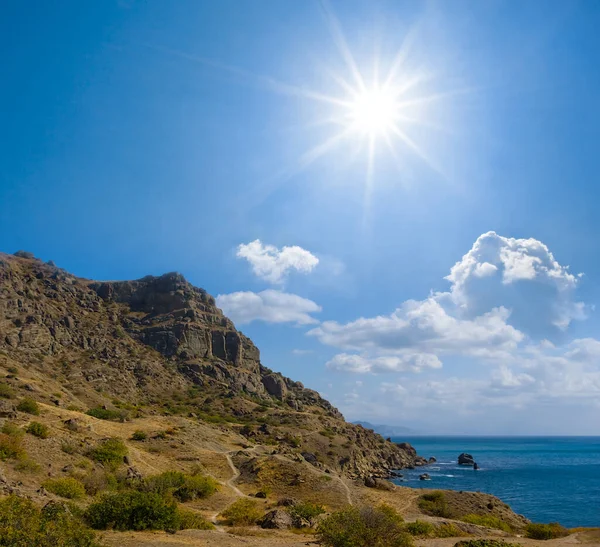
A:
0;495;100;546
461;514;512;532
418;491;452;518
143;470;218;501
89;437;127;469
85;491;178;531
219;498;263;526
130;430;147;441
17;397;40;415
454;541;523;547
176;508;215;530
82;470;118;496
288;502;326;527
86;407;126;422
525;522;569;540
26;421;49;439
405;520;435;536
0;382;15;399
43;477;86;499
317;504;412;547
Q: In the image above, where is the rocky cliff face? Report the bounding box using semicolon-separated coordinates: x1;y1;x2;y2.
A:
0;251;423;477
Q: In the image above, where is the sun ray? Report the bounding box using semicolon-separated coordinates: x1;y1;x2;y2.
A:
389;123;445;178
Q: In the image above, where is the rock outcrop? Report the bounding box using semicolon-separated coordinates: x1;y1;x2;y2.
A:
458;453;475;465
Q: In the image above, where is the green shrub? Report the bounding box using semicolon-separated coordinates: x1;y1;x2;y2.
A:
0;382;15;399
176;508;215;530
0;495;100;546
418;491;452;518
26;421;49;438
85;491;178;531
219;498;263;526
89;437;127;469
14;458;41;473
461;514;512;532
43;477;86;499
455;541;523;547
0;432;25;460
61;440;78;454
525;522;569;540
143;470;218;501
404;520;435;537
86;407;126;422
435;522;468;538
288;502;326;527
130;430;147;441
1;421;23;437
17;397;40;415
317;504;412;547
82;470;118;496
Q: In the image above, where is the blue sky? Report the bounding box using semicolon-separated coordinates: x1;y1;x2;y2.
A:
2;0;600;434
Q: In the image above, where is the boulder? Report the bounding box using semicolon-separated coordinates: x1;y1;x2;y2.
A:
301;452;318;465
428;457;437;463
262;374;288;399
364;476;377;488
458;453;475;465
277;497;299;507
260;509;293;529
419;473;431;480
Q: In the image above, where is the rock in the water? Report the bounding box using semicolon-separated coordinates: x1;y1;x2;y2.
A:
428;457;437;463
260;509;293;529
458;452;475;465
419;473;431;480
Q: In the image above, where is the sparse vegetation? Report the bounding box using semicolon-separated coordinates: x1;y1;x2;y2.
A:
26;421;49;438
404;520;435;537
418;491;452;518
14;458;41;473
461;514;512;532
130;430;147;441
288;502;326;527
86;407;126;422
435;522;469;538
89;437;127;469
176;508;215;530
85;491;178;531
454;541;523;547
43;477;86;499
0;382;15;399
317;504;412;547
143;470;218;501
0;495;100;546
220;498;263;526
525;522;569;540
17;397;40;415
0;431;25;460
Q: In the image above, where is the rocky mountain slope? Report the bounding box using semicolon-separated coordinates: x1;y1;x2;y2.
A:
0;251;424;478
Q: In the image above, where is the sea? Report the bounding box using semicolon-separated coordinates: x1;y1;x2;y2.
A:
389;436;600;528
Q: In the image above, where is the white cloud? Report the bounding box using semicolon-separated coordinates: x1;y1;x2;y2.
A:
292;349;314;355
326;352;442;374
310;298;523;360
216;289;321;325
490;365;535;389
236;239;319;284
444;231;585;334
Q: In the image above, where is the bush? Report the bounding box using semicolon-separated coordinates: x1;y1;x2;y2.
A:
1;421;23;437
455;541;523;547
26;421;49;439
461;514;512;532
0;382;15;399
89;437;127;469
525;522;569;540
405;520;435;537
0;432;25;460
418;491;452;518
143;470;218;501
86;407;126;422
0;495;100;546
219;498;263;526
15;458;41;473
288;502;326;527
43;477;86;499
435;522;468;538
130;430;147;441
176;508;215;530
317;504;412;547
61;440;79;454
82;470;118;496
17;397;40;415
85;491;178;531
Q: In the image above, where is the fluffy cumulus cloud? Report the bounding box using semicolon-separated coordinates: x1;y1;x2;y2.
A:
216;289;321;325
444;231;586;334
236;239;319;284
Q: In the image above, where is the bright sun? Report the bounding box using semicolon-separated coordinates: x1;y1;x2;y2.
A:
349;88;398;136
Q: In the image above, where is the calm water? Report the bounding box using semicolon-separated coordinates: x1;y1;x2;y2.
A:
389;436;600;527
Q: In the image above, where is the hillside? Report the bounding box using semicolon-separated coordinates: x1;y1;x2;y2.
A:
0;250;568;546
